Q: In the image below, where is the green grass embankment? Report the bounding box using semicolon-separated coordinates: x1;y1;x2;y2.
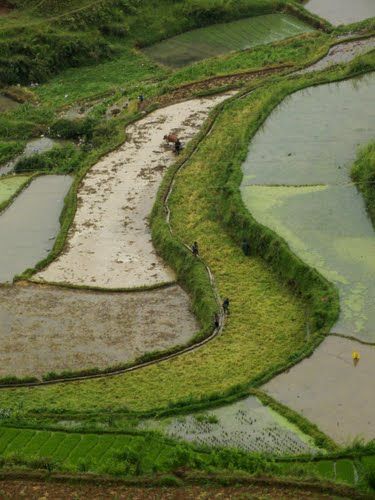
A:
0;52;372;417
351;141;375;228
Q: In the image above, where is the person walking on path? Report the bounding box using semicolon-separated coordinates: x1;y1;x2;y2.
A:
191;241;199;257
223;298;230;314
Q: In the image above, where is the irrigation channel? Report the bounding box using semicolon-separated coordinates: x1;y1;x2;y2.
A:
0;36;373;448
304;0;375;26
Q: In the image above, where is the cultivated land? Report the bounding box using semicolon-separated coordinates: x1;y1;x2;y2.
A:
0;0;374;495
0;174;29;207
264;336;375;443
0;283;198;378
35;93;233;289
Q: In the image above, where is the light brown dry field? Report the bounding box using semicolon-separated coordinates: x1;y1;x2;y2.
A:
0;282;198;378
35;93;234;289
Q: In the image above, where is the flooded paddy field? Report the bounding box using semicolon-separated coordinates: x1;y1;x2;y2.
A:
0;175;29;206
264;336;375;443
141;395;319;455
36;93;234;289
242;74;375;342
143;14;313;68
0;137;70;176
0;175;72;283
304;0;375;26
0;283;198;378
297;37;375;74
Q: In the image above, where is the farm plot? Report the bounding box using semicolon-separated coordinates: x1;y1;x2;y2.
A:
296;37;375;75
141;395;319;455
0;175;29;207
0;175;72;283
0;427;180;474
142;14;314;68
304;0;375;26
0;282;198;378
241;74;375;342
263;336;375;443
35;93;233;289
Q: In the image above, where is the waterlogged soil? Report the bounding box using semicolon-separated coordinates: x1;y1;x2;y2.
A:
36;93;234;289
304;0;375;25
0;283;198;378
143;14;313;68
0;175;72;283
141;396;318;455
297;37;375;74
264;336;375;443
0;175;29;206
242;74;375;341
0;137;70;176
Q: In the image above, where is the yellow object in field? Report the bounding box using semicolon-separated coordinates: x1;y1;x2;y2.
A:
352;351;360;360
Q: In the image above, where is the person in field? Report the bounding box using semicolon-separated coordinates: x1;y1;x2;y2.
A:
191;241;199;257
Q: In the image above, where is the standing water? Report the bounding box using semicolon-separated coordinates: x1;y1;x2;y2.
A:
0;175;72;283
304;0;375;25
241;74;375;342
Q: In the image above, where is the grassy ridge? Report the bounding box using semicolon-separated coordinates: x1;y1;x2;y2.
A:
351;141;375;228
0;54;372;417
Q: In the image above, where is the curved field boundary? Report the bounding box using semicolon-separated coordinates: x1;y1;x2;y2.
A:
0;53;370;390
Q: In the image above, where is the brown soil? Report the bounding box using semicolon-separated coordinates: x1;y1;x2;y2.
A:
152;64;291;108
0;0;12;15
0;282;198;378
0;479;354;499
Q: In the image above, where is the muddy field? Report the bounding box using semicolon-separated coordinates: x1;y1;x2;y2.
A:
263;336;375;443
36;93;233;289
0;283;198;378
0;479;354;499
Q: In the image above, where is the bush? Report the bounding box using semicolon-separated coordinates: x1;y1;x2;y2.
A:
14;145;83;174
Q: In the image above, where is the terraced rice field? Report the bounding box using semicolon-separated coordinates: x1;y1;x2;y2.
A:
0;427;179;474
35;93;233;289
242;73;375;342
0;283;198;378
141;396;319;455
304;0;375;26
143;14;314;68
0;175;29;207
0;175;72;283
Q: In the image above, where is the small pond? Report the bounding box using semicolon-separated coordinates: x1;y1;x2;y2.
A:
0;175;72;283
143;14;314;68
0;137;70;176
304;0;375;26
241;73;375;342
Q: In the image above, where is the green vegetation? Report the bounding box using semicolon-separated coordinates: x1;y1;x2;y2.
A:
0;174;32;212
1;0;317;85
0;140;24;164
14;145;84;174
351;141;375;228
0;425;373;493
143;13;314;68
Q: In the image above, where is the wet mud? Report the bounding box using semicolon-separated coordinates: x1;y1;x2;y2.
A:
0;283;199;378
